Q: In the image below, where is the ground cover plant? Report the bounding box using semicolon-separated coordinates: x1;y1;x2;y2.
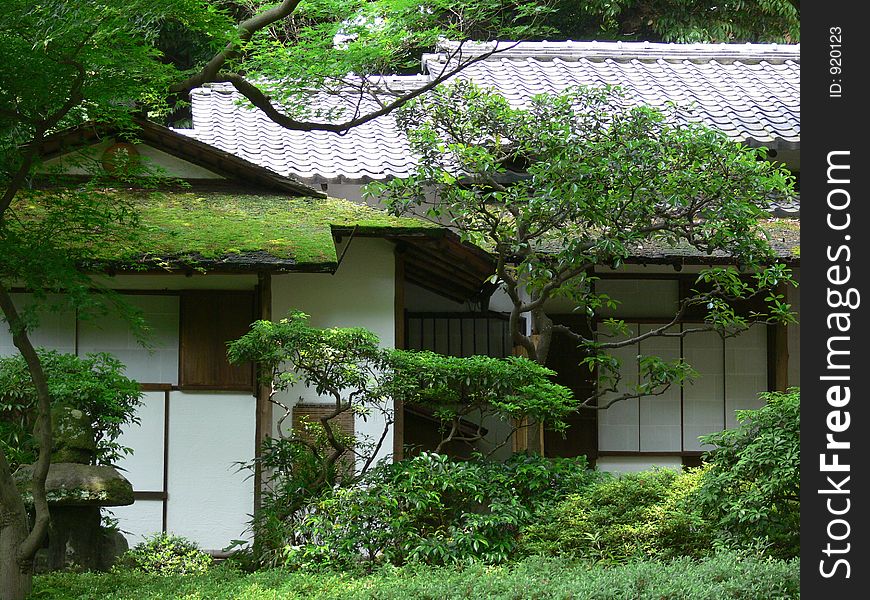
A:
33;553;799;600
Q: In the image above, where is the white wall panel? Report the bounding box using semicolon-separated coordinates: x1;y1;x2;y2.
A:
272;239;396;468
682;330;724;451
724;325;768;428
596;280;679;319
0;294;75;356
114;391;165;492
77;295;179;384
638;325;681;451
111;501;163;546
598;324;640;451
166;391;256;551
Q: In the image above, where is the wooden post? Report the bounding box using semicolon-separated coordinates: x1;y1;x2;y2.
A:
511;335;543;454
392;248;405;460
253;272;273;511
774;282;789;391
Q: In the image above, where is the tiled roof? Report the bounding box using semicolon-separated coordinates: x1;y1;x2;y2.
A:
178;40;800;187
425;42;799;150
182;86;414;183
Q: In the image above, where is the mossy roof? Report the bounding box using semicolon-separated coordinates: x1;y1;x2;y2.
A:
19;190;441;272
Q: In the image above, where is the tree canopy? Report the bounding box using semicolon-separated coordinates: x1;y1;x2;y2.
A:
370;81;796;407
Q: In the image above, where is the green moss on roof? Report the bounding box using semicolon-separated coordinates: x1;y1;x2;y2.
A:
84;191;437;269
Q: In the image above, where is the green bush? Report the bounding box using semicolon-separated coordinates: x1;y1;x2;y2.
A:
518;467;713;562
117;533;213;575
34;553;800;599
284;452;598;568
0;350;141;469
698;388;800;558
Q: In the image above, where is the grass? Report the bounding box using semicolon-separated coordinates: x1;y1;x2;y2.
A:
33;553;799;600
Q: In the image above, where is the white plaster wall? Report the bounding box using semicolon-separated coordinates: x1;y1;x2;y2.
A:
166;391;256;551
598;324;640;451
271;238;396;467
40;140;224;179
111;501;163;546
682;329;725;451
596;455;683;474
724;324;767;428
0;294;75;356
135;145;225;179
91;274;258;291
638;325;681;452
77;295;179;384
116;391;166;492
113;392;167;546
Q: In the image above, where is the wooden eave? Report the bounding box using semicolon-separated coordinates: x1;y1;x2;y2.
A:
35;119;324;198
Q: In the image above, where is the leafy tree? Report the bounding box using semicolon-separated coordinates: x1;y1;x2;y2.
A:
0;2;223;597
166;0;558;131
1;1;799;594
227;310;393;485
697;388;800;558
370;81;796;410
227;310;576;480
542;0;799;43
0;3;546;592
0;351;142;471
383;351;575;454
163;0;798;127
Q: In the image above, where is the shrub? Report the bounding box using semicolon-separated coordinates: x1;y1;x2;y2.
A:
0;350;141;469
697;388;800;558
518;467;713;562
117;533;213;575
282;452;598;568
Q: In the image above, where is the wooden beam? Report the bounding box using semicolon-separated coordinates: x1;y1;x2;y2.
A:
404;271;474;303
253;272;273;511
774;282;789;391
393;250;405;461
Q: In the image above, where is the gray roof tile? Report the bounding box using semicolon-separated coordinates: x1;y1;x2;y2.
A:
178;40;800;187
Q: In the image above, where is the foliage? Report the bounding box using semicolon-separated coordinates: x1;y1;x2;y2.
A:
34;553;800;599
543;0;799;43
384;350;577;452
370;80;796;403
228;310;390;487
117;533;213;575
281;452;597;568
162;0;799;104
245;419;356;566
0;351;141;471
697;388;800;558
229;312;583;500
518;467;713;562
1;4;225;593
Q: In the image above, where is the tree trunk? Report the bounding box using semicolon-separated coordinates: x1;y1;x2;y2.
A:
0;283;53;600
0;507;32;600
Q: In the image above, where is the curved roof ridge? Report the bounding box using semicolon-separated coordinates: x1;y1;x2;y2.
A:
426;40;800;65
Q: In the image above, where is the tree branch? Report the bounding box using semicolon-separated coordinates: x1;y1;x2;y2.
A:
0;283;53;564
168;0;304;94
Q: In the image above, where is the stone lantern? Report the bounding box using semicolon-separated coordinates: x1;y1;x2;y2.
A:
14;406;134;571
